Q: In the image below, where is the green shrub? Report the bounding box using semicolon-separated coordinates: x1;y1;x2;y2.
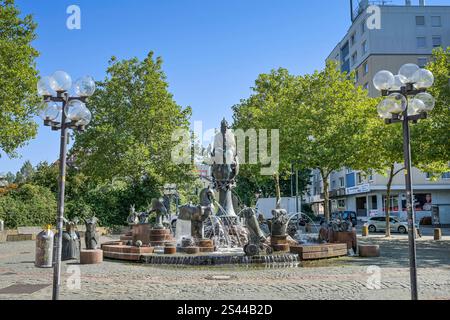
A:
0;184;57;229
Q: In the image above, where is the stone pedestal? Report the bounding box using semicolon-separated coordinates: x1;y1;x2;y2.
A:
198;239;215;253
184;247;200;254
358;245;380;257
102;244;154;261
329;230;357;252
149;228;174;247
80;249;103;264
270;235;289;252
290;243;348;260
132;224;151;245
164;246;177;255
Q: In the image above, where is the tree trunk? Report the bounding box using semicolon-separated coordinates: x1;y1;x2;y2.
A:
385;165;394;238
320;170;330;222
385;164;405;238
273;173;281;209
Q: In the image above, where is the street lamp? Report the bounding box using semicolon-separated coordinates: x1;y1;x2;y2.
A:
373;63;435;301
37;70;95;300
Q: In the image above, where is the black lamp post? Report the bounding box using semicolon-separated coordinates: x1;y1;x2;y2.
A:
37;71;95;300
291;160;301;230
373;63;436;301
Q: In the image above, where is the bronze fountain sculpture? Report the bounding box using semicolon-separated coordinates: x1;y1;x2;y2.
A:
211;119;239;220
83;216;99;250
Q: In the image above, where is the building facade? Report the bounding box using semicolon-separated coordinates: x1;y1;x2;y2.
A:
305;1;450;224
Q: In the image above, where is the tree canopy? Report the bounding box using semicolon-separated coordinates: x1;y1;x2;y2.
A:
0;0;39;157
72;52;195;190
233;62;380;219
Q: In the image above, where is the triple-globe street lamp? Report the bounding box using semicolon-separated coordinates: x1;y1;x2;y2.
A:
37;70;95;300
373;63;435;301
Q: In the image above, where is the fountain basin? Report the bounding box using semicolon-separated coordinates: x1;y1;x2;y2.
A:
141;252;299;266
101;241;299;265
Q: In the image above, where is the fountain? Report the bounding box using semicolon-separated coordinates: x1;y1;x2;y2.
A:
102;120;348;266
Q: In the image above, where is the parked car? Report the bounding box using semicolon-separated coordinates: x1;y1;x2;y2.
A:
366;216;420;234
320;211;358;227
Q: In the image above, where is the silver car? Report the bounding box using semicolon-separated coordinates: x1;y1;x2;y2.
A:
367;216;418;234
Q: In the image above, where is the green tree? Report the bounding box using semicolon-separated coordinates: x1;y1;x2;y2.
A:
368;48;450;237
414;47;450;172
72;52;195;194
14;160;35;184
0;0;40;157
0;184;56;228
5;172;15;184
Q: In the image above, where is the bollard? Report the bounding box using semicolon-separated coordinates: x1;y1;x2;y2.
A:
362;225;369;237
434;228;442;241
0;220;4;232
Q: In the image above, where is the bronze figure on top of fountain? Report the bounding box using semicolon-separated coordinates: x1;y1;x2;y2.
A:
211;119;239;218
178;187;215;239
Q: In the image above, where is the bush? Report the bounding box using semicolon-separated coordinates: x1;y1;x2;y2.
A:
0;184;57;229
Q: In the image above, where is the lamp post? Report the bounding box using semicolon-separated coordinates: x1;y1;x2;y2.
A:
373;63;435;301
37;71;95;300
291;160;301;230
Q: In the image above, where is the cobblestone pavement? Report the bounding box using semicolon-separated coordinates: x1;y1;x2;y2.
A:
0;235;449;300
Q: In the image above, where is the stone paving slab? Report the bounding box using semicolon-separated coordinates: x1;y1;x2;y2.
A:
0;235;449;300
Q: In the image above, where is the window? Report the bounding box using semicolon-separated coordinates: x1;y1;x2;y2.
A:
361;20;366;34
356;172;364;184
363;82;369;90
350;33;356;46
332;180;336;189
416;16;425;26
362;41;368;55
417;37;426;48
432;36;442;48
442;172;450;179
351;52;358;65
339;177;345;188
431;16;442;27
418;57;428;67
355;69;359;83
370;195;378;210
363;62;368;75
368;171;374;182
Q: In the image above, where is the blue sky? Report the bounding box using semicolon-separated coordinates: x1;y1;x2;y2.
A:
1;0;448;173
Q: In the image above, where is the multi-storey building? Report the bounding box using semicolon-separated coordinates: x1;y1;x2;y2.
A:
305;0;450;224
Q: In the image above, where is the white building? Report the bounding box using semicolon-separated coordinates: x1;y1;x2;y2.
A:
305;0;450;225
